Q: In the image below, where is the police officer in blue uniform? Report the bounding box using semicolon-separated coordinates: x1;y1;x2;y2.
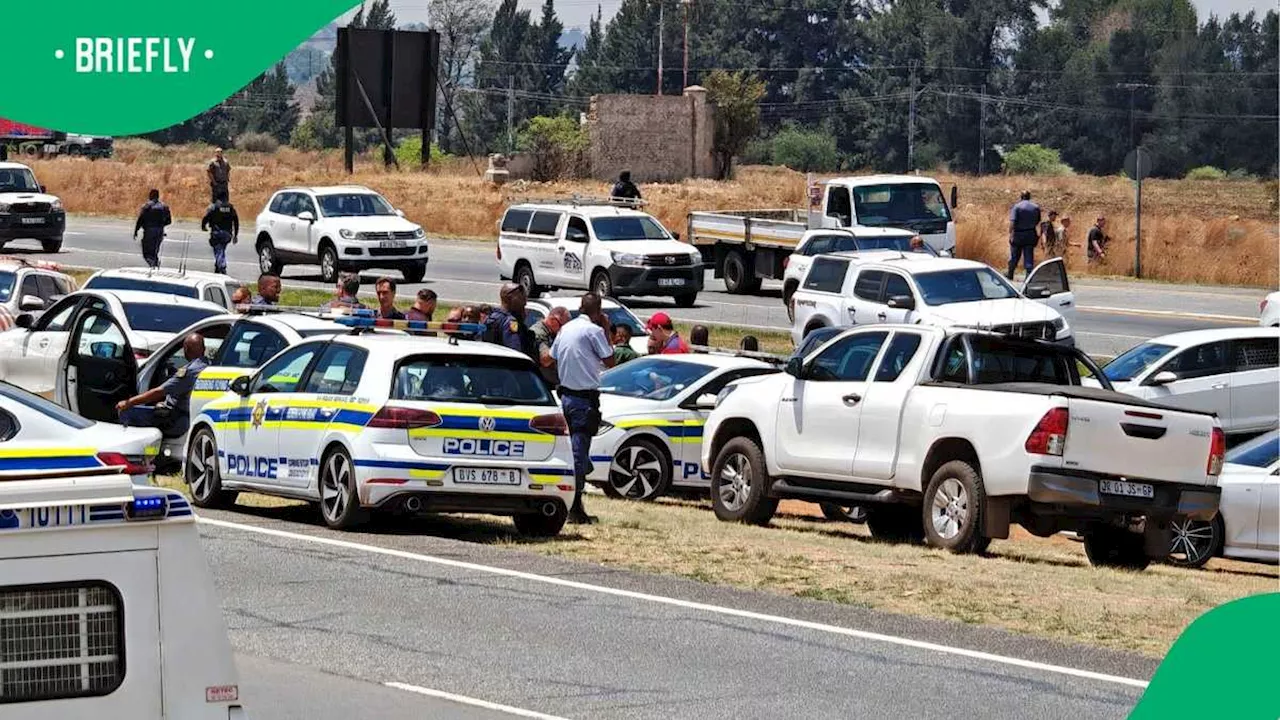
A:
133;188;172;268
116;333;208;438
484;283;537;362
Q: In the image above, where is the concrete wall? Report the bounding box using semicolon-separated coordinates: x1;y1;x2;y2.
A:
586;87;715;183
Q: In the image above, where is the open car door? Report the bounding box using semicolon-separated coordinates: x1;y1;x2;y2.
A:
1023;257;1077;325
60;309;139;422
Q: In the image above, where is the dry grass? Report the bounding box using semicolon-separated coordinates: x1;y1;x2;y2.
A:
35;140;1279;288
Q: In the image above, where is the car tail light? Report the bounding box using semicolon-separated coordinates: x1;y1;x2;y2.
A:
782;256;790;269
97;452;151;476
1024;407;1069;456
1207;427;1226;476
529;413;569;436
367;407;442;429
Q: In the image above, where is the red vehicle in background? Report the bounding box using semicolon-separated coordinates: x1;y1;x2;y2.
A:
0;119;112;159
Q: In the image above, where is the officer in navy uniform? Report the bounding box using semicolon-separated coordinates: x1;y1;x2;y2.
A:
484;283;536;362
133;189;172;269
116;333;208;439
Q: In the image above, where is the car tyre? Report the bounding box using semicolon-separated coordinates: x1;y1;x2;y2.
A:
922;460;988;554
185;428;238;509
514;502;568;537
591;269;614;300
41;236;63;253
819;502;867;524
514;262;542;298
1082;525;1151;570
319;243;340;284
711;437;777;525
722;249;761;295
257;237;283;275
673;293;697;308
319;446;366;530
402;262;426;284
866;504;925;544
1166;515;1223;569
603;437;671;501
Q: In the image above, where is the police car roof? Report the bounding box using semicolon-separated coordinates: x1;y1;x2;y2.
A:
334;333;534;361
91;267;241;284
625;352;775;370
71;288;226;310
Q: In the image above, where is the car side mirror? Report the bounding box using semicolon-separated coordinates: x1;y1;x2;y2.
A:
950;185;958;209
39;185;47;194
1149;371;1179;387
566;229;588;243
1025;284;1052;299
692;393;718;410
230;375;251;396
297;211;315;223
14;314;34;329
18;294;44;312
672;231;682;241
886;295;915;311
785;357;804;378
395;209;406;218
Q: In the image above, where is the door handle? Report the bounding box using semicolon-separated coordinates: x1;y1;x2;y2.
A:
1212;382;1228;390
1059;300;1073;307
843;393;862;405
877;313;887;321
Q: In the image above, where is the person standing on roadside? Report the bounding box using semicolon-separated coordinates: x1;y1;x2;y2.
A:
404;288;437;322
484;284;536;362
133;189;172;269
611;170;641;202
1007;190;1041;279
550;293;617;524
1040;210;1062;257
647;312;689;354
207;148;231;202
374;277;405;320
531;306;571;386
1088;216;1110;262
252;273;280;306
201;190;238;275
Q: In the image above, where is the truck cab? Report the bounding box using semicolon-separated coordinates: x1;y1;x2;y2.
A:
0;462;246;717
812;175;957;255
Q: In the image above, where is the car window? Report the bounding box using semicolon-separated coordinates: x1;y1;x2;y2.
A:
35;275;62;301
884;273;912;301
252;343;324;394
600;358;716;401
528;211;561;237
217;323;287;368
697;368;778;398
74;312;129;362
83;276;199;298
317;193;395;218
149;322;232;390
0;408;16;441
1226;432;1279;469
874;333;923;382
566;216;590;238
804;235;842;256
1158;341;1231;380
853;270;885;301
502;209;534;233
204;286;228;307
808;332;887;382
301;344;367;396
1103;342;1176;382
0;271;15;303
915;268;1019;306
18;275;39;302
1028;260;1069;294
591;216;670;242
122;303;221;334
826;186;851;223
295;194;317;218
524;308;546;326
1234;338;1278;371
802;258;849;293
939;335;1078;385
33;297;80;331
269;193;293;214
938;339;969;383
392;355;555;405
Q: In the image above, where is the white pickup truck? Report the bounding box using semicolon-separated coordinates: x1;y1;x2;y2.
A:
702;325;1225;569
790;253;1076;346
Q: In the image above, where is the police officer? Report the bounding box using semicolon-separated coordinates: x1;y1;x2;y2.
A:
611;170;641;202
116;333;208;438
202;190;239;275
252;273;281;306
484;283;536;362
133;189;172;269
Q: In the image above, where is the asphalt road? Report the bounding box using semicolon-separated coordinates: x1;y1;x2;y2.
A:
9;217;1265;356
199;508;1153;720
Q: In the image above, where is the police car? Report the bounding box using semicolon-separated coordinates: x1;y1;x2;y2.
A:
589;352;781;500
1;380;160;484
82;266;245;310
0;255;76;330
185;317;576;534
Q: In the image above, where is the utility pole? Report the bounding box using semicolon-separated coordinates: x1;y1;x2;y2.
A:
681;0;691;90
1116;82;1154;150
907;63;917;172
657;0;665;95
978;83;987;175
506;75;515;153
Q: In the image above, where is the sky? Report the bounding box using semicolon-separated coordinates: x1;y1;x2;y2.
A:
366;0;1277;32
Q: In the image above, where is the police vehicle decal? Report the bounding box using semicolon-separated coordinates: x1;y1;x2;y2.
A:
611;418;706;443
410;410;559;444
192;368;245;398
351;458;573;485
0;490;191;531
0;447;103;472
202;401;377;431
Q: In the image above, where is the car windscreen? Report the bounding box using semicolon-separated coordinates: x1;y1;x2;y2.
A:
1226;431;1279;469
83;276;199;298
317;193;396;218
939;336;1079;385
591;216;670;242
0;271;15;303
0;381;94;429
794;327;842;359
915;268;1019;306
0;168;40;193
814;235;937;256
391;355;555;405
599;357;715;401
852;183;952;227
1102;342;1176;382
568;307;647;336
122;303;221;334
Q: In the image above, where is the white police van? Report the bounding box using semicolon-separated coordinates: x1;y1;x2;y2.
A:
496;198;704;307
0;458;246;718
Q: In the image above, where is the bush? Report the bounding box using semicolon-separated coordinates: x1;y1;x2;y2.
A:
392;136;451;167
771;128;839;172
236;132;279;153
516;115;589;181
1002;144;1073;176
1186;166;1227;181
740;137;773;165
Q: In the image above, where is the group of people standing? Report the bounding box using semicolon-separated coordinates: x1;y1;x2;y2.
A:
133;148;238;273
1007;190;1112;279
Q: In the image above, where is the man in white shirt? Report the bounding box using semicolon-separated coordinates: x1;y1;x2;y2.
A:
550;293;616;524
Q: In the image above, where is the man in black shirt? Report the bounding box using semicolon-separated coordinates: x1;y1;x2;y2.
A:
134;189;172;269
611;171;641;202
201;190;239;275
1088;216;1109;261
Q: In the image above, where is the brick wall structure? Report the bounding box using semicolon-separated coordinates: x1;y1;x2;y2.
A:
586;86;715;183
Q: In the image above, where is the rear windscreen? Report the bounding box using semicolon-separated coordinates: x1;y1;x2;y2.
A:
392;355;555;406
84;277;198;298
122;303;220;334
938;336;1079;386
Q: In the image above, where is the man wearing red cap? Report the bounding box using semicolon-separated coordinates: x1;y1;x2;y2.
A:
646;312;689;354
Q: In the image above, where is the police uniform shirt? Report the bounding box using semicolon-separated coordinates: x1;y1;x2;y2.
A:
251;295;275;306
530;321;559;385
158;356;209;430
135;200;171;237
486;309;536;360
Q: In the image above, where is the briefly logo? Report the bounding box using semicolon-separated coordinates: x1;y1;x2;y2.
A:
60;37;210;74
251;399;268;429
478;416;496;433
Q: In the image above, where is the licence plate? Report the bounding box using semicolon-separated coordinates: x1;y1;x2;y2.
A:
1099;480;1154;499
452;468;521;485
379;240;407;248
1;505;91;530
658;278;686;287
20;217;45;225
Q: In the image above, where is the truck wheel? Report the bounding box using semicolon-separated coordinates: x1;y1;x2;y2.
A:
257;237;283;275
866;505;925;544
185;428;238;509
673;293;697;308
41;236;63;253
1083;526;1151;570
722;250;761;294
515;262;542;298
820;502;867;524
514;502;568;537
401;262;426;284
604;437;671;501
319;446;367;530
922;460;988;554
318;243;339;284
711;437;778;525
1166;515;1222;569
591;269;614;299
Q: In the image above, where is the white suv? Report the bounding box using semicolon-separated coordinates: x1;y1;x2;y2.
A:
254;186;429;284
82;267;244;310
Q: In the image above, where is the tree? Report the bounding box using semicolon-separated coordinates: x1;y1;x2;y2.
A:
704;70;764;179
430;0;493;152
517;115;588;180
568;6;610;96
228;63;300;144
529;0;575;115
465;0;536;152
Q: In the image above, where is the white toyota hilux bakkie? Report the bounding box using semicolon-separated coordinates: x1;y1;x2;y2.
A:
702;324;1225;570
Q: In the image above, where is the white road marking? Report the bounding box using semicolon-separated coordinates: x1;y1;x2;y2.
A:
1077;305;1254;323
385;682;572;720
200;517;1150;690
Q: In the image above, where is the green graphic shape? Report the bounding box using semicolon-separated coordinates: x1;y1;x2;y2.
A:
1130;592;1280;719
0;0;360;135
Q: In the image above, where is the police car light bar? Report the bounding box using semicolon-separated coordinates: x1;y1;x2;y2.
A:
331;315;487;337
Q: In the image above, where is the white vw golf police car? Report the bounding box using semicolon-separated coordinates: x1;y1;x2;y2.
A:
589;352;781;500
184;316;575;535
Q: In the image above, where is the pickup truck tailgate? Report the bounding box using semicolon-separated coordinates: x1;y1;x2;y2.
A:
1064;397;1215;485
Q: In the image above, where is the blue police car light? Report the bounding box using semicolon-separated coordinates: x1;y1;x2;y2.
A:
331;316;487;335
124;495;169;521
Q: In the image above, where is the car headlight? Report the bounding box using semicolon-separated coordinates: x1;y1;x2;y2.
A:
50;198;64;212
339;229;356;239
612;252;644;267
595;420;615;436
0;202;10;213
412;227;426;239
